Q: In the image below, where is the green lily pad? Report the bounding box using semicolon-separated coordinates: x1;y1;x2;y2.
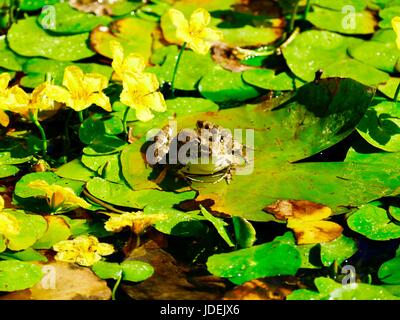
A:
311;0;368;11
357;101;400;152
90;17;156;61
149;47;215;91
307;6;376;35
0;36;27;71
283;30;389;86
0;248;48;262
7;17;94;61
19;0;59;11
206;241;301;285
86;177;196;209
288;277;400;300
4;210;48;251
33;216;72;249
379;255;400;284
199;67;261;102
347;204;400;241
349;40;400;73
379;6;400;28
0;260;43;292
378;77;400;100
92;260;154;282
242;69;305;91
56;159;95;182
0;165;19;178
319;235;358;267
37;2;111;34
143;207;208;238
82;153;123;183
21;58;112;89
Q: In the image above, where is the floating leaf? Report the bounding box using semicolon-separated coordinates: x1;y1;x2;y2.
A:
207;241;301;285
232;217;256;249
283;30;389;86
8;17;94;61
347;204;400;241
37;2;111;34
200;206;234;247
33;216;71;249
0;36;27;71
92;260;154;282
319;235;358;267
0;260;43;292
0;248;47;262
242;69;305;91
56;159;95;182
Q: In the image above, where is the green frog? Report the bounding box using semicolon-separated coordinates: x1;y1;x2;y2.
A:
148;121;248;184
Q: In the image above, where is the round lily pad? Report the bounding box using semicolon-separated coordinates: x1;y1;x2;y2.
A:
242;69;305;91
7;17;95;61
0;36;27;71
0;260;43;292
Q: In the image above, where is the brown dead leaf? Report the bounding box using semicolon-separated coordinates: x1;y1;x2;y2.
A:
0;262;111;300
223;277;300;300
212;42;255;72
265;200;343;245
122;240;224;300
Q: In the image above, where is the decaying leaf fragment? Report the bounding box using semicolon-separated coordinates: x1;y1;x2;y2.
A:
265;200;343;245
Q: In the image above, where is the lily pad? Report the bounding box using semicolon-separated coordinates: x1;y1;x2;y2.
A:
357;101;400;152
33;216;71;249
0;260;43;292
242;69;305;91
86;177;196;209
0;36;27;71
206;241;301;285
311;0;368;11
92;260;154;282
319;235;358;267
37;2;111;34
21;58;112;89
56;159;95;182
7;17;94;61
307;6;376;35
347;204;400;241
232;217;256;249
90;17;156;61
198;67;261;102
283;30;389;86
19;0;60;11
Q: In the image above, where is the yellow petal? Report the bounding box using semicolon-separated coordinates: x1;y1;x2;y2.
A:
30;82;56;111
143;92;166;113
188;37;212;55
63;66;84;93
96;243;115;256
190;8;211;32
84;73;109;93
7;86;30;110
124;53;147;74
0;73;11;92
169;8;190;43
287;219;343;245
45;85;71;105
110;40;124;76
392;17;400;49
0;110;9;127
135;104;154;122
88;92;112;112
202;27;223;42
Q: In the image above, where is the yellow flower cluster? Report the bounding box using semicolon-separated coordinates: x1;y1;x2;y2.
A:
0;73;56;127
104;211;166;234
28;180;90;212
110;41;167;122
53;235;114;267
168;8;223;55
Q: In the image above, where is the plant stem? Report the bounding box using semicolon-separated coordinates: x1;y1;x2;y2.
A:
170;42;187;98
31;112;47;158
303;0;311;20
122;107;130;135
78;111;84;123
394;81;400;102
111;271;123;301
289;0;300;34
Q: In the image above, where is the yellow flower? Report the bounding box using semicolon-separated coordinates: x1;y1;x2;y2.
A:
47;66;111;112
105;211;166;234
168;8;223;55
28;180;90;212
120;72;166;122
110;41;147;81
0;196;20;239
53;235;114;267
393;17;400;49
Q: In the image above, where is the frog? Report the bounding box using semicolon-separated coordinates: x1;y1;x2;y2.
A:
147;120;248;184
